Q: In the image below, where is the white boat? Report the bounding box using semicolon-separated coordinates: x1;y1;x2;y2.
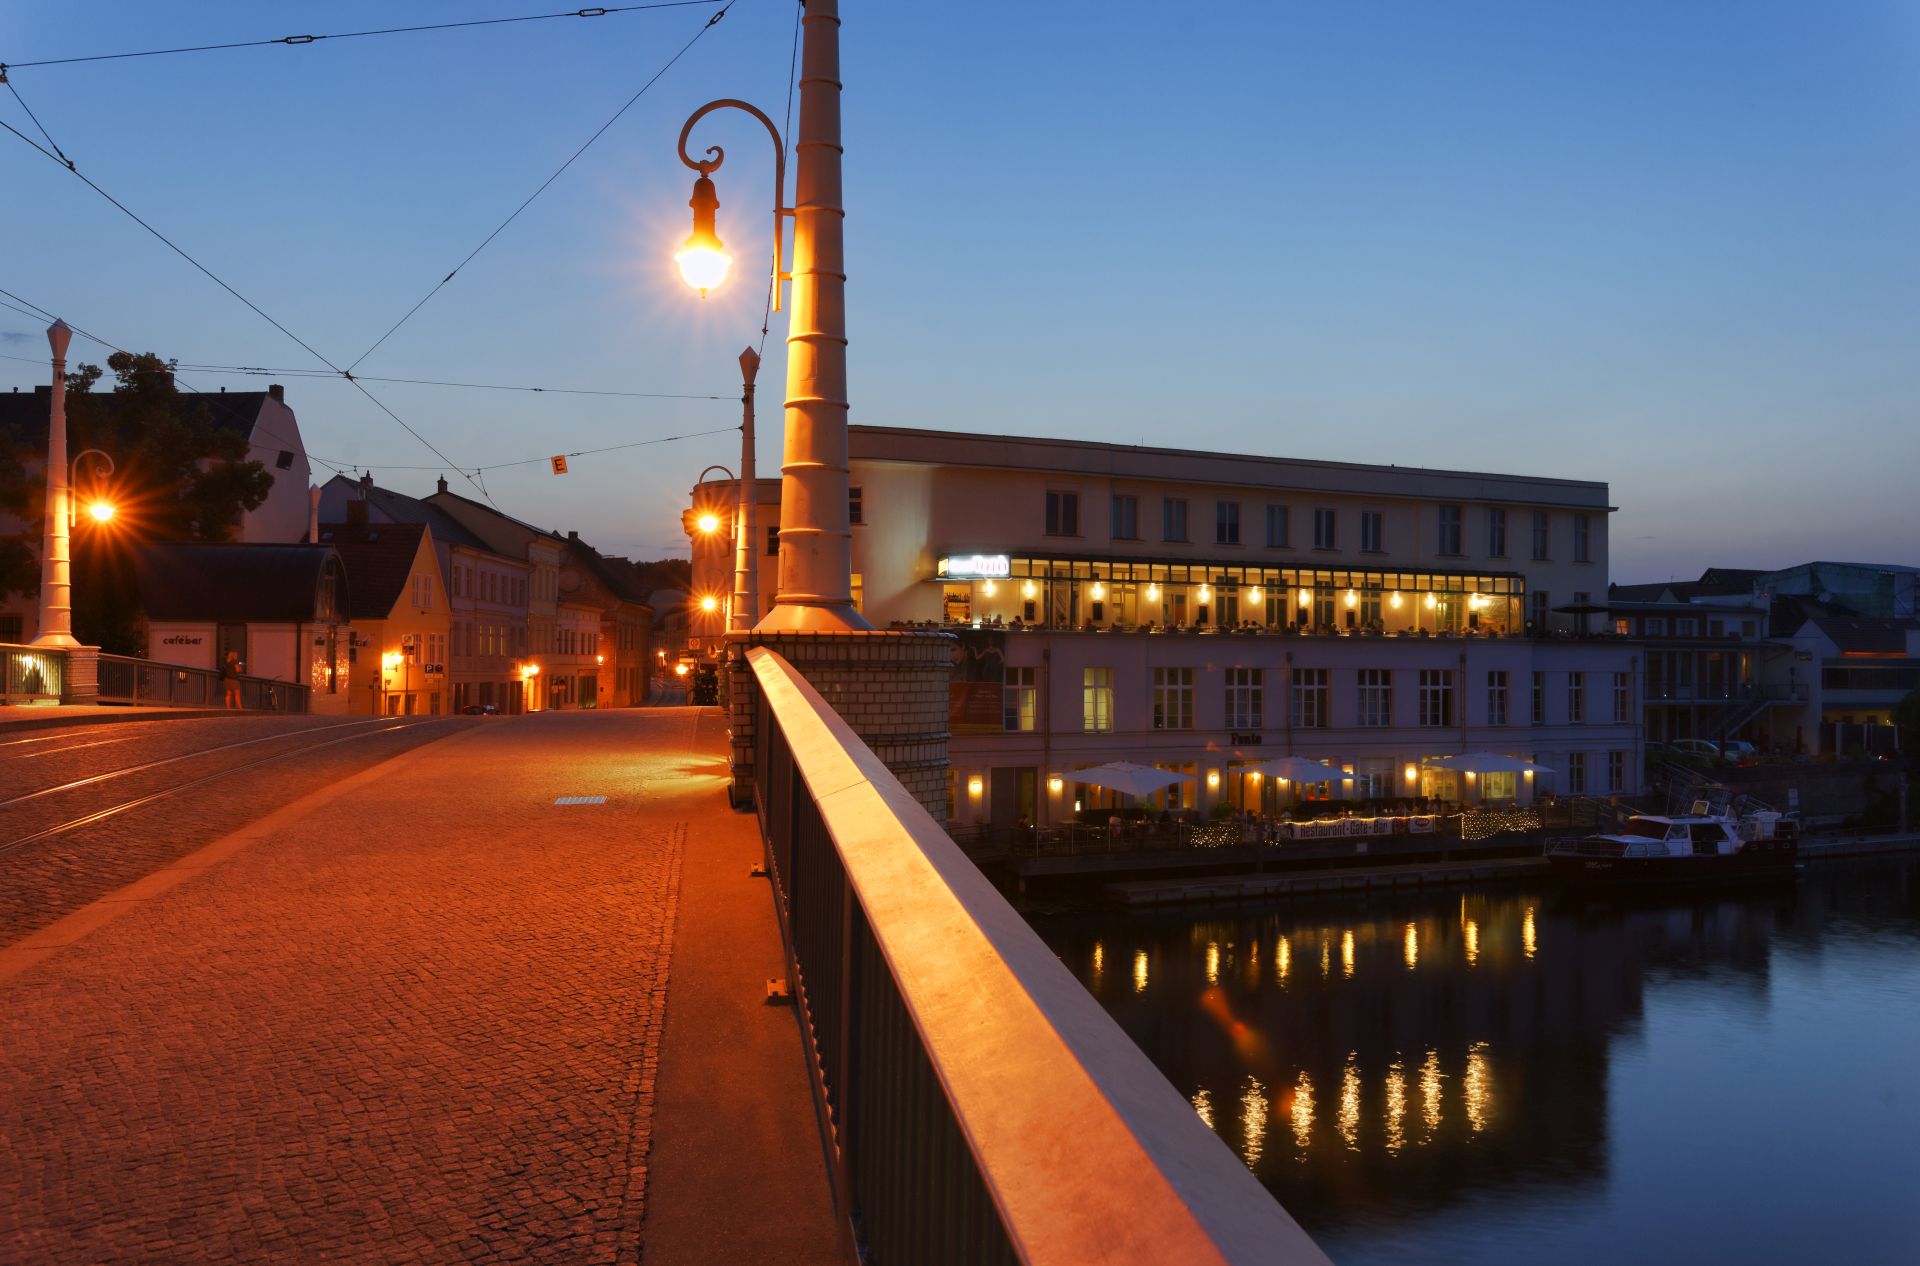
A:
1546;809;1798;886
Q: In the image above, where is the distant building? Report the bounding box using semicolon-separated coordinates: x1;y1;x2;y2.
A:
690;426;1640;827
133;542;349;707
316;520;452;716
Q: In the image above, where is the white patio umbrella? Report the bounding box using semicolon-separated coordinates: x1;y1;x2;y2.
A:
1423;753;1556;775
1069;761;1196;798
1247;755;1350;784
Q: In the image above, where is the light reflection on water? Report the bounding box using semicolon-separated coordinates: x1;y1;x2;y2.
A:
1034;858;1920;1264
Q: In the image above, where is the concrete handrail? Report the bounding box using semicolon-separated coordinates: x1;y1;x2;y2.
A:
749;646;1328;1264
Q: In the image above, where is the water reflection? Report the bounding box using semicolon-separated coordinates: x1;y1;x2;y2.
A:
1034;859;1920;1252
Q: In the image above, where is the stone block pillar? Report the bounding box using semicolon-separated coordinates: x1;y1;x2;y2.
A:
61;645;99;705
726;629;954;820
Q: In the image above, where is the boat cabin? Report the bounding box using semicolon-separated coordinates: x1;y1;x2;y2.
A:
1606;815;1742;859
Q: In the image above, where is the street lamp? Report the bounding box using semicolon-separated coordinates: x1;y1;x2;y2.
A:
32;318;77;649
70;449;116;526
670;0;868;633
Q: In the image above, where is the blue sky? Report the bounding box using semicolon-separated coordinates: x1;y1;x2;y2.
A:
2;2;1916;578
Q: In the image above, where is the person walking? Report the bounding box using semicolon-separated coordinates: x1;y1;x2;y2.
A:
221;650;243;709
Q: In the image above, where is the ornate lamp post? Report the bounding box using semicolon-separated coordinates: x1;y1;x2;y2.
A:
671;0;868;632
70;449;116;526
32;319;78;648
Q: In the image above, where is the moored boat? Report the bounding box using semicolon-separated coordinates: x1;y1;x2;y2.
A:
1547;810;1798;886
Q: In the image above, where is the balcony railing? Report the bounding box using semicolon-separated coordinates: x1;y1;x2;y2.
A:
747;646;1328;1264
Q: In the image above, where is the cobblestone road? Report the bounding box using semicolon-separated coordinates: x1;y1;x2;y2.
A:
0;708;712;1265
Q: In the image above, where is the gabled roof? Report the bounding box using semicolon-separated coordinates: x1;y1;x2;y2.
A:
316;521;429;620
319;474;494;553
133;543;341;622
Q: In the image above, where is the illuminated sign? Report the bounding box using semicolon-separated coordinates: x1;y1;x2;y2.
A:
939;553;1011;580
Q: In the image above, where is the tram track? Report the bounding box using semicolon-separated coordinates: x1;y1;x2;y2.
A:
0;719;457;859
0;717;389;810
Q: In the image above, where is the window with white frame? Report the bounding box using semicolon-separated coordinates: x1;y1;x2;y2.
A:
1607;750;1625;793
1112;494;1139;540
1487;670;1509;726
1418;669;1455;727
1531;511;1551;560
1356;668;1392;727
1313;508;1336;550
1216;500;1241;545
1532;671;1546;724
1084;668;1114;733
1004;666;1037;732
1226;668;1263;729
1153;667;1195;730
1291;667;1330;728
1567;751;1588;794
1568;672;1586;723
1531;590;1550;631
1487;508;1507;557
1360;511;1383;553
1613;672;1631;723
1265;504;1289;548
1574;513;1591;563
1437;505;1463;555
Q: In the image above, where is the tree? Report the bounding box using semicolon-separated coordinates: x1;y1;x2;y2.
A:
58;353;275;652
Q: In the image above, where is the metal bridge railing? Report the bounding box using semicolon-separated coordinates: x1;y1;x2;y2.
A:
96;654;310;713
748;647;1328;1265
2;644;65;704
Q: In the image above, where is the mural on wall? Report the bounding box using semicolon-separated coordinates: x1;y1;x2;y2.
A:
948;627;1006;734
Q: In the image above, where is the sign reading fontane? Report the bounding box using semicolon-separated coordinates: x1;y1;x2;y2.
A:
938;553;1011;579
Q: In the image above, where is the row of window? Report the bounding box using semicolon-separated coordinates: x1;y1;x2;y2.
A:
1003;667;1632;732
453;619;526;659
452;564;531;608
1043;492;1594;562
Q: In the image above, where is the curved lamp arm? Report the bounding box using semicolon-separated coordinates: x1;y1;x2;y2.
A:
678;99;791;311
70;448;115;526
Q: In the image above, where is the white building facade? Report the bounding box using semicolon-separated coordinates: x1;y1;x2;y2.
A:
691;426;1642;828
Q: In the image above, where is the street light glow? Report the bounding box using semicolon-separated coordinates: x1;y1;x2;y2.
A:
696;512;721;534
699;595;719;613
675;173;732;295
87;500;115;523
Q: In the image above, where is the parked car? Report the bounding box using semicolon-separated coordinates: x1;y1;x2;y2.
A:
1672;738;1757;764
461;703;498;715
1719;739;1759;762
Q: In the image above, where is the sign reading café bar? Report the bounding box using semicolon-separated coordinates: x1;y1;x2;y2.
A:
937;553;1011;580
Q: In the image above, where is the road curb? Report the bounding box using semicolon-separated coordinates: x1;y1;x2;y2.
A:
0;707;234;733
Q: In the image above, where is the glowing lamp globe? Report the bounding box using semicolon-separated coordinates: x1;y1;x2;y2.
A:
699;595;720;613
88;501;115;523
675;173;732;296
696;512;721;534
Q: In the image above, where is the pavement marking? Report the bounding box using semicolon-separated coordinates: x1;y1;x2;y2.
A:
0;721;481;985
555;795;610;805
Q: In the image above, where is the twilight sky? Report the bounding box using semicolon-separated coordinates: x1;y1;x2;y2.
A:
2;1;1916;581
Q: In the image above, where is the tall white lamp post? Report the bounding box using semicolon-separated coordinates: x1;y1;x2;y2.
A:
673;0;868;632
732;346;759;631
33;319;79;649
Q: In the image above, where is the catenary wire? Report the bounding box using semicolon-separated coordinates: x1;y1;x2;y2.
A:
171;363;731;401
755;0;803;360
2;76;70;166
0;118;491;501
0;4;723;71
346;0;739;372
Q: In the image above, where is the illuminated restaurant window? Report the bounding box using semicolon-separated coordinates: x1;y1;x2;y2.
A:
1004;667;1037;732
1083;668;1114;733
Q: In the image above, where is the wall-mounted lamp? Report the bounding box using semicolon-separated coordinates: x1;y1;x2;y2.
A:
1298;588;1312;608
1390;592;1403;609
1048;775;1064;794
1249;586;1263;604
967;775;984;797
1404;763;1419;783
1206;770;1221;790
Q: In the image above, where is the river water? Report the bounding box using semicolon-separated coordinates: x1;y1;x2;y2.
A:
1031;858;1920;1265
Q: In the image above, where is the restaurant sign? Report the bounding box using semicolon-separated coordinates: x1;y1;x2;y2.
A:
938;553;1011;580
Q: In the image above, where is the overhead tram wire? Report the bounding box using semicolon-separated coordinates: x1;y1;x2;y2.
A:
170;364;732;402
345;0;741;373
756;0;804;361
0;3;723;71
0;116;492;503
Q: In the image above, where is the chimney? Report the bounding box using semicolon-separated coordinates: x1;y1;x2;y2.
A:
360;471;373;492
268;383;284;403
308;485;321;543
437;476;448;494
